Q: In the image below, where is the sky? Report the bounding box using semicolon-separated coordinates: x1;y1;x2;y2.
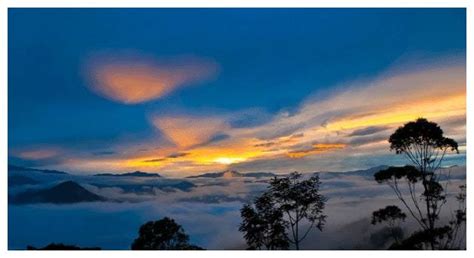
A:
8;8;466;176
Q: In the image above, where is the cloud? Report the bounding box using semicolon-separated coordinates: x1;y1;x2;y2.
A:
92;151;116;156
15;149;59;160
287;143;346;158
86;54;219;104
152;115;229;148
348;126;390;137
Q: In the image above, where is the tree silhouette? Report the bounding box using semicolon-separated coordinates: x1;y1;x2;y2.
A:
371;205;406;244
240;172;326;250
131;217;203;250
239;192;289;250
373;118;463;249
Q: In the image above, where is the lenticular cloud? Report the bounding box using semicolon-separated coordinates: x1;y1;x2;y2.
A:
86;54;219;104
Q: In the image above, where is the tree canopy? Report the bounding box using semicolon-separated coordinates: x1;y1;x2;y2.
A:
131;217;203;250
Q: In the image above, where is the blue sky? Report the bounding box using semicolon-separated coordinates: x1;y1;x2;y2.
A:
8;8;466;175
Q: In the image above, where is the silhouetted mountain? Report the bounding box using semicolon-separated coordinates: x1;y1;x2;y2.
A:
11;181;105;204
317;165;390;179
94;171;161;177
8;175;39;187
188;170;276;179
27;243;101;250
8;165;69;175
243;172;277;178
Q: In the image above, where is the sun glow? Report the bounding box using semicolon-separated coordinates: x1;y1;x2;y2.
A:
214;157;246;165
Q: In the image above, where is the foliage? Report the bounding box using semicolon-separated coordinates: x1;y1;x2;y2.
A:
239;192;289;250
240;172;326;250
371;205;406;244
131;217;203;250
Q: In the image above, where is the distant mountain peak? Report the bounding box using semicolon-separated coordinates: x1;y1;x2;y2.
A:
222;170;242;178
94;171;161;177
187;170;276;179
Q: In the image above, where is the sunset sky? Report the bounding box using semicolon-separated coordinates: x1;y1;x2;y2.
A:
8;9;466;176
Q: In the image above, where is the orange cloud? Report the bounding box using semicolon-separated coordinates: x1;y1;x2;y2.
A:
152;116;229;148
287;143;346;158
87;55;218;104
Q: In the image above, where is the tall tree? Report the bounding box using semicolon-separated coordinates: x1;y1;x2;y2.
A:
131;217;203;250
270;172;326;250
373;118;462;249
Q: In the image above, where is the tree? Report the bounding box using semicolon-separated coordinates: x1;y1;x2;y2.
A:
373;118;463;249
131;217;203;250
269;172;326;250
371;205;406;244
239;192;289;250
240;172;326;250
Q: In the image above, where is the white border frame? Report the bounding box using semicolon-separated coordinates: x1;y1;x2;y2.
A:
0;1;471;258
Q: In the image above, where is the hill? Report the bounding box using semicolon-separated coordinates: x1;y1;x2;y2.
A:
94;171;161;177
187;170;276;179
317;165;390;179
8;165;69;175
11;181;105;204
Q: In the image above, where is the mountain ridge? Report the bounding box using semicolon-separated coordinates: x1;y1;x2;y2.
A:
10;180;105;204
94;171;161;178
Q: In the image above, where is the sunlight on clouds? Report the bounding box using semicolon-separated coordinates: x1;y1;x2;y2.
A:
214;157;246;165
287;143;346;158
87;55;218;104
325;93;465;131
153;116;229;148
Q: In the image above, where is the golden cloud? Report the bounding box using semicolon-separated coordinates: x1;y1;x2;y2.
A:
287;143;346;158
87;55;218;104
152;116;229;148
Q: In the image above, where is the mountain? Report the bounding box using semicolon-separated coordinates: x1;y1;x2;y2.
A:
8;165;69;175
187;170;242;179
187;170;276;179
243;172;277;178
94;171;161;177
317;165;390;179
8;175;39;187
10;181;105;204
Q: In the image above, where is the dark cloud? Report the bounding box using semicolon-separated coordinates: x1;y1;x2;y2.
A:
348;126;390;137
92;151;116;156
348;134;389;146
253;141;276;148
167;152;189;159
143;158;167;163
